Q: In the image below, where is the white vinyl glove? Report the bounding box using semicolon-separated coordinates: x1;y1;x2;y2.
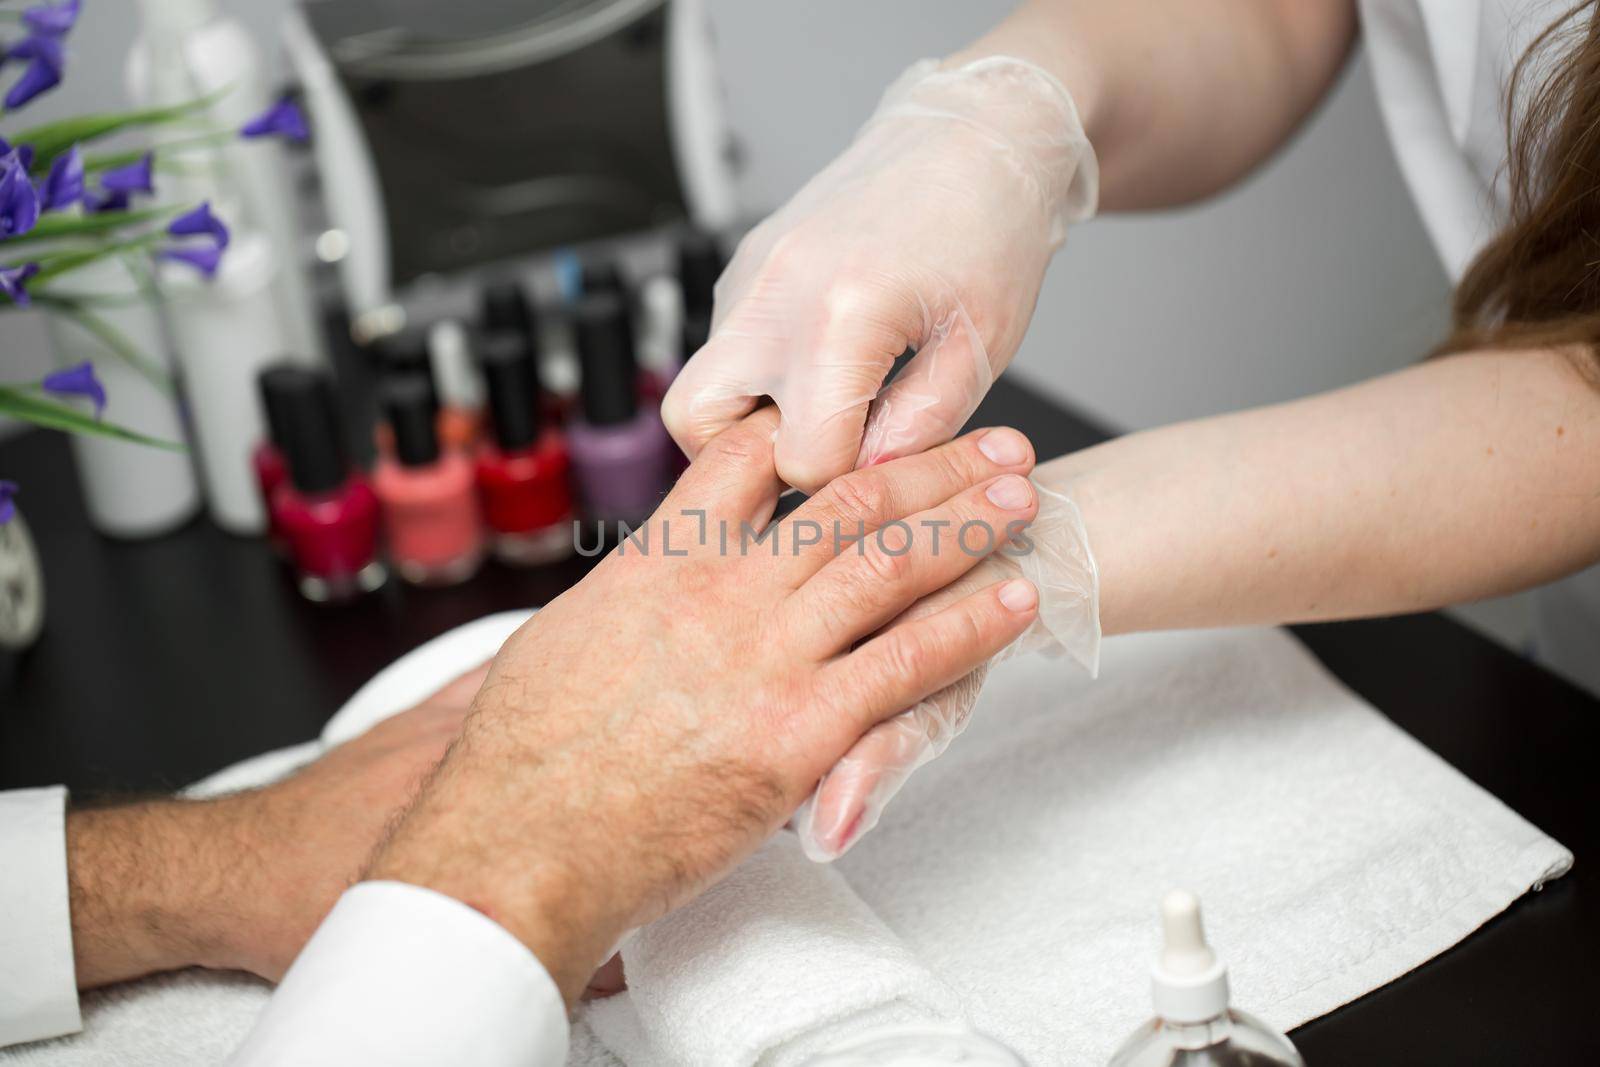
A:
793;477;1100;861
663;56;1098;492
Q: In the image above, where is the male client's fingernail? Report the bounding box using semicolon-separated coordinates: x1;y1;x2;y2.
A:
999;579;1039;613
978;428;1029;466
986;474;1032;510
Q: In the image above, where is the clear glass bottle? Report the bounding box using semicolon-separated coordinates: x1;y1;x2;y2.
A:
1107;891;1304;1067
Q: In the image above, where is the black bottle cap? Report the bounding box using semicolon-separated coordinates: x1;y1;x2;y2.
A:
481;278;536;342
581;259;625;298
678;230;722;318
384;374;441;468
480;331;542;451
682;312;711;361
257;363;348;496
259;356;303;448
375;327;429;374
575;291;638;427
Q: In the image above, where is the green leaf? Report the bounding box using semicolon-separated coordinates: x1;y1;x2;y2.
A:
14;86;233;168
84;131;231;173
0;207;173;250
0;385;184;450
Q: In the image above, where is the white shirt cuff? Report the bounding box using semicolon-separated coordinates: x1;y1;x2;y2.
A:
230;881;569;1066
0;786;81;1048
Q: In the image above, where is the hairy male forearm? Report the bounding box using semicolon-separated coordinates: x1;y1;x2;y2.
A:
65;797;249;988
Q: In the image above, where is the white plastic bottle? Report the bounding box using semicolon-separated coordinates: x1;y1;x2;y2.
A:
1107;891;1305;1067
125;0;325;363
42;258;200;539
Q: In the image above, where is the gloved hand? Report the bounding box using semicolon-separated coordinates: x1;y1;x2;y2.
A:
793;475;1100;861
663;56;1098;493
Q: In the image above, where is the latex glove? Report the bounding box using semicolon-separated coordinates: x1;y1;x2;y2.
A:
663;56;1098;493
794;480;1099;861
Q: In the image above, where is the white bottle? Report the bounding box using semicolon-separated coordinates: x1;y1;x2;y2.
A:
160;233;287;534
125;0;325;364
1107;891;1305;1067
42;258;200;539
638;273;685;384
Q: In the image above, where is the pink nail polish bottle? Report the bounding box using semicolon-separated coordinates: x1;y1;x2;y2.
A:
374;375;486;586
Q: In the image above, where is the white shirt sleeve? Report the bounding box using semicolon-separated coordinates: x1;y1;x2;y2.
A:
0;786;82;1048
229;881;569;1066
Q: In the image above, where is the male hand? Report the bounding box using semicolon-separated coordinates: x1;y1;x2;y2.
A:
367;410;1045;1001
66;665;488;988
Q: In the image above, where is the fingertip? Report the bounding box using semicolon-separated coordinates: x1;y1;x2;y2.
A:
974;426;1034;470
998;577;1039;614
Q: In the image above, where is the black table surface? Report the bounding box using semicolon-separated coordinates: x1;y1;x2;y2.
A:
2;375;1597;1062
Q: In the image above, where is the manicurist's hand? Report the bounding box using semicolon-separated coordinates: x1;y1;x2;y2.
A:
366;410;1044;1001
66;666;488;988
661;57;1096;493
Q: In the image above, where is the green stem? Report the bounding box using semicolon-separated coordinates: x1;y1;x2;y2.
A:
33;296;174;395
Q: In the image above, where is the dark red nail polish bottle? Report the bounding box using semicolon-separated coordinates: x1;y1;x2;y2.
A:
475;333;574;565
260;364;386;602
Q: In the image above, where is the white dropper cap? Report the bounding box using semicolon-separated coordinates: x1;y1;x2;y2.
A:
1150;889;1230;1024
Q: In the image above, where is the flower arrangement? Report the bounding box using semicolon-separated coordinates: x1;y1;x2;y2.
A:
0;0;308;525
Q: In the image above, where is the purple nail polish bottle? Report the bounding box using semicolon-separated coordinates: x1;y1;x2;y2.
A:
568;291;672;526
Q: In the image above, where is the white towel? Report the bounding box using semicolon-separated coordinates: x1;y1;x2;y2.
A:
2;622;1569;1066
592;627;1572;1065
584;833;963;1067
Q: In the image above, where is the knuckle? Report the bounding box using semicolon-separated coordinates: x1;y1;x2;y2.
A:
820;469;892;525
818;281;876;332
857;539;913;586
882;629;937;688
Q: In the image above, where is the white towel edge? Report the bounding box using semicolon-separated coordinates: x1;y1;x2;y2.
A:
1256;835;1573;1037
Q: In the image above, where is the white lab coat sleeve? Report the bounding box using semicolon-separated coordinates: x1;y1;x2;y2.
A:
229;880;569;1066
0;786;82;1048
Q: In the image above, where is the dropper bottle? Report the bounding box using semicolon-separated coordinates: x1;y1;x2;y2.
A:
1107;891;1304;1067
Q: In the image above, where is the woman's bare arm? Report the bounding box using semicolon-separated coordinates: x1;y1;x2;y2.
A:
948;0;1359;209
1057;349;1600;635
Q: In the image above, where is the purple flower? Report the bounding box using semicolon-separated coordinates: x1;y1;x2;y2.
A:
0;136;35;172
158;243;223;279
4;33;64;110
41;360;106;417
83;188;129;214
99;153;154;196
0;261;40;306
22;0;80;38
0;481;17;525
36;143;82;211
0;149;40;238
167;200;230;250
240;97;309;143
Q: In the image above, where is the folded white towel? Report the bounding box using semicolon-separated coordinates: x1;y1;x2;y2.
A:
585;833;963;1067
595;627;1572;1065
3;621;1569;1067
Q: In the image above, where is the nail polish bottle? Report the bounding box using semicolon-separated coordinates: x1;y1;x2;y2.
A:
482;277;537;349
253;366;298;552
678;229;723;360
261;364;386;602
568;291;672;526
375;375;485;586
475;334;575;565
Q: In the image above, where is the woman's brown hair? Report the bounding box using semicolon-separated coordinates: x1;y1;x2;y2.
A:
1442;0;1600;368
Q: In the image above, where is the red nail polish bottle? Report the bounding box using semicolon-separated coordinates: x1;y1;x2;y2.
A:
475;333;574;566
260;364;387;602
374;374;485;586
